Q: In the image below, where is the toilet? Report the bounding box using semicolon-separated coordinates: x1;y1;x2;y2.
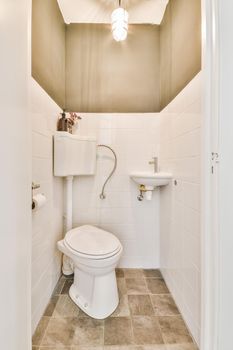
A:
57;225;123;319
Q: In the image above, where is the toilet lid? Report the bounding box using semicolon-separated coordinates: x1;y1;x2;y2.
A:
64;225;121;256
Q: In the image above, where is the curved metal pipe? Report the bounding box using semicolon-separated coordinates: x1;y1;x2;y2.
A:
97;144;117;199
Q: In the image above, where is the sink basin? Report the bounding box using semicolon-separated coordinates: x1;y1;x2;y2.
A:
130;172;172;189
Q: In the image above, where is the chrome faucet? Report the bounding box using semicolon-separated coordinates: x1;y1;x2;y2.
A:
149;157;158;173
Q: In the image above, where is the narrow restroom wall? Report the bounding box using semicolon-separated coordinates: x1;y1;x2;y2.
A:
72;114;160;268
32;0;66;109
31;1;201;113
159;73;202;345
31;78;64;333
66;24;160;113
160;0;202;109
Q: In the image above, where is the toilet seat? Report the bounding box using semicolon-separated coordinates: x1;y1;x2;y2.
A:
64;225;121;259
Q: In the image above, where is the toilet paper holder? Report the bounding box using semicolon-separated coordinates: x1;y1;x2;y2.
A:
32;182;40;210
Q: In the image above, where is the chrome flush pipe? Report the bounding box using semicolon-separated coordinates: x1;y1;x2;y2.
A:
97;145;117;199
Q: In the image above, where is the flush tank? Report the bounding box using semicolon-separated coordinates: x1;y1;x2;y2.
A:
54;132;96;176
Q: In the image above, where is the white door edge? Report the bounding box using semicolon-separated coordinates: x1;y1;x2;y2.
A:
201;0;220;349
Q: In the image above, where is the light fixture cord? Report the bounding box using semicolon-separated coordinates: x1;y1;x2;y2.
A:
119;0;121;7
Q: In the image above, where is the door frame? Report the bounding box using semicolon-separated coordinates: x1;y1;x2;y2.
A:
201;0;220;349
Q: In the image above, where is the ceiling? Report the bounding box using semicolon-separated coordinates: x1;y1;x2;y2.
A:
57;0;169;25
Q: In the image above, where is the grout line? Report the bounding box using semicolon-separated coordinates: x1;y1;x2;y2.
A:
102;317;105;347
156;315;167;347
172;125;201;140
37;316;51;348
129;312;135;346
149;293;157;315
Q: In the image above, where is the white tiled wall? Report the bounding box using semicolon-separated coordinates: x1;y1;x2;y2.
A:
159;73;202;345
72;114;161;268
31;79;63;334
30;75;201;344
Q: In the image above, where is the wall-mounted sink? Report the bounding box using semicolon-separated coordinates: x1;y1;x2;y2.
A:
130;172;173;200
130;172;172;188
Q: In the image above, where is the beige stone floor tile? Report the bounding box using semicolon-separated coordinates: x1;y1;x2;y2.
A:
53;276;66;295
125;279;149;295
146;279;169;294
166;344;198;350
158;316;193;344
151;295;180;316
32;317;50;346
104;317;133;345
111;295;130;317
61;279;73;294
42;317;104;347
72;347;103;350
77;307;92;317
128;295;154;316
143;269;162;278
104;347;131;350
117;278;127;296
43;296;59;317
133;346;168;350
131;316;164;345
124;269;144;278
52;295;80;318
39;347;71;349
116;268;125;277
104;347;167;350
33;271;198;350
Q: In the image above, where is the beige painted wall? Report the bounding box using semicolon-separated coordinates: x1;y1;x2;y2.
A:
160;0;202;109
66;24;160;113
31;0;201;112
32;0;66;108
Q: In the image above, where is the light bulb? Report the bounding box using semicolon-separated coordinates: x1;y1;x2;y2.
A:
111;7;129;42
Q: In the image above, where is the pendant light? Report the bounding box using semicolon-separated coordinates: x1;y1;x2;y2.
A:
111;0;129;42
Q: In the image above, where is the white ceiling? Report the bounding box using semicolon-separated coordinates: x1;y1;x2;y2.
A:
57;0;169;25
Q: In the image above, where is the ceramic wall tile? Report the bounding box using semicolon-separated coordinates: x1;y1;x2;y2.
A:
160;73;202;346
31;79;63;334
72;113;161;268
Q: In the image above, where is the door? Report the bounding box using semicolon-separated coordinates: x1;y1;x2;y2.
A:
0;1;32;349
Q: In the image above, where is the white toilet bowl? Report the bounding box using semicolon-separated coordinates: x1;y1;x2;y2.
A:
57;225;123;319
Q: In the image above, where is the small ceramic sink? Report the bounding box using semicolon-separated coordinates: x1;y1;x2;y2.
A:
130;172;172;189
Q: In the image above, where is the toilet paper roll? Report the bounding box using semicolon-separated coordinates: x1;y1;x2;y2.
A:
33;193;47;210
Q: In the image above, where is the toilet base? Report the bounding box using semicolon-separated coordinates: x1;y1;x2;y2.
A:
62;254;74;276
69;267;119;319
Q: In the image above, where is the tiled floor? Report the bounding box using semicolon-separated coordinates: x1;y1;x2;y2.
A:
32;269;198;350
